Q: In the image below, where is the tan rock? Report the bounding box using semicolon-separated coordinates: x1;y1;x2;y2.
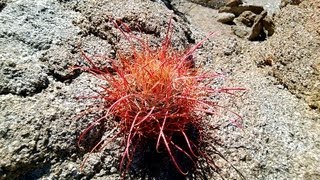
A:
234;10;256;27
232;25;250;38
248;10;267;40
217;12;236;24
219;5;264;16
263;15;275;36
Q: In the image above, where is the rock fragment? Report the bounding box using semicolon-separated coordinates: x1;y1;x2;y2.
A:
217;12;236;24
219;5;264;16
226;0;243;7
231;26;249;38
234;10;256;27
218;2;275;41
248;10;267;40
263;15;275;36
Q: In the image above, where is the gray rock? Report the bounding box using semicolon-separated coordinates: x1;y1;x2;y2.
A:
0;0;193;179
110;167;117;173
0;0;81;96
0;60;49;96
0;1;80;52
217;12;236;24
39;44;79;81
1;0;319;179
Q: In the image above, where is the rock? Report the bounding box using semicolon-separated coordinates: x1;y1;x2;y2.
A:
234;10;256;27
311;63;320;74
218;1;275;41
217;12;236;24
110;167;117;173
248;10;267;40
263;2;320;110
1;0;319;179
0;0;195;179
280;0;302;8
0;60;49;96
39;44;80;81
263;15;275;36
232;25;250;38
219;5;264;16
226;0;243;7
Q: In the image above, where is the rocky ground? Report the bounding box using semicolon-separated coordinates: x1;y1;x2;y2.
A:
0;0;319;179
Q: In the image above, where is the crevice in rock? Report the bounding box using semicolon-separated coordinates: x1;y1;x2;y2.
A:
47;69;81;83
184;29;196;44
19;163;51;180
155;0;190;23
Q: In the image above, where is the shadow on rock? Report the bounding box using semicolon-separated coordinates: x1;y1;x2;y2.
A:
129;124;200;180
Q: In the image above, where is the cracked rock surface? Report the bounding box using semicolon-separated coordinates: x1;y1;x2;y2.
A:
0;0;319;179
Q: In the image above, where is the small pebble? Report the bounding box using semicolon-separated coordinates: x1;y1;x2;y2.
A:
110;167;117;173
